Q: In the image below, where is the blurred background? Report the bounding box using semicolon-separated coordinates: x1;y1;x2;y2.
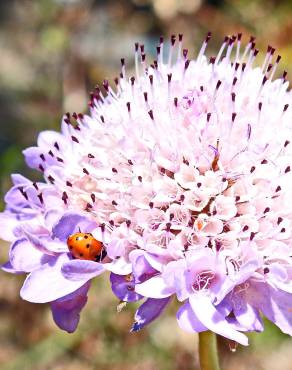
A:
0;0;292;369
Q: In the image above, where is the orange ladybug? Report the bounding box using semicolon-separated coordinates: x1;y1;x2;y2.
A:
67;232;103;261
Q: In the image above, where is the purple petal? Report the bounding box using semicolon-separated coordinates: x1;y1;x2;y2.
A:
110;273;142;302
52;212;97;242
9;238;54;272
131;297;171;332
177;301;207;333
143;247;172;272
11;174;31;186
4;186;27;208
135;275;174;299
249;281;292;335
1;261;24;274
267;263;292;293
51;282;90;333
130;250;158;283
0;212;20;241
21;228;67;255
215;259;259;304
233;302;263;332
61;259;105;281
189;294;248;345
20;254;88;303
23;147;44;169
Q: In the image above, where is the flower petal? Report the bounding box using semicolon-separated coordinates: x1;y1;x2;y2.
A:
129;250;158;283
23;147;44;169
215;259;259;304
135;275;174;299
9;238;54;272
0;212;20;241
1;261;24;274
131;297;171;332
234;302;263;332
51;282;90;333
110;273;142;302
61;259;105;281
189;294;248;345
177;301;207;333
21;228;66;255
20;254;88;303
52;212;97;242
249;281;292;336
104;257;132;275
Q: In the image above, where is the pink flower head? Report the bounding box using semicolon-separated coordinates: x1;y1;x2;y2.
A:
1;33;292;343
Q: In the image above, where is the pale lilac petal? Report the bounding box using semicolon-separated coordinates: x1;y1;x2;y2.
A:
249;281;292;336
11;174;31;186
37;130;65;147
267;263;292;293
234;302;263;332
51;282;90;333
143;246;173;272
0;212;19;241
9;238;54;272
177;301;207;333
162;259;189;302
135;276;174;299
20;254;88;303
110;273;142;302
104;257;132;275
23;147;45;169
129;250;158;283
268;263;288;281
61;259;105;281
92;227;111;244
106;239;127;259
52;212;97;242
1;261;24;274
4;186;28;208
189;294;248;345
215;259;260;304
131;297;171;332
21;228;66;255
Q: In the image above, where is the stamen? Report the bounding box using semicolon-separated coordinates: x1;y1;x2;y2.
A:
215;35;228;65
168;34;176;66
197;31;211;62
177;33;183;61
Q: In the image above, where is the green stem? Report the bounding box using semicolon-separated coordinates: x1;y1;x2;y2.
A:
198;331;221;370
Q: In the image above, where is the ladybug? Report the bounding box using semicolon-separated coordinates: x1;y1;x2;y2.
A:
67;232;104;261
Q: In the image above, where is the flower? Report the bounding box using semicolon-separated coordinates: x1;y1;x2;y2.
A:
1;33;292;343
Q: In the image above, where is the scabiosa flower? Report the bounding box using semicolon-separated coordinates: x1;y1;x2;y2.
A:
1;33;292;346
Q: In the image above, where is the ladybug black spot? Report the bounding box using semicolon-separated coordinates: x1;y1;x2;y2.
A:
86;244;90;248
69;246;73;250
79;253;84;257
84;235;88;239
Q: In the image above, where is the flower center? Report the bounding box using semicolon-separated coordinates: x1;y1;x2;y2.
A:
192;270;216;291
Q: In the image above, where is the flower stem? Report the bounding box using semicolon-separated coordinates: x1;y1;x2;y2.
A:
198;331;221;370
